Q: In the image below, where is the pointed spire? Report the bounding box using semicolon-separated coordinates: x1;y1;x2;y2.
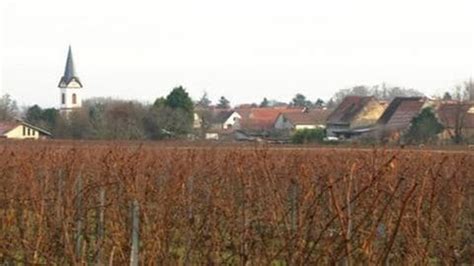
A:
64;45;76;79
58;45;82;88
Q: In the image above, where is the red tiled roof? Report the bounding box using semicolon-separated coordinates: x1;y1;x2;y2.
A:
437;103;474;129
281;109;331;125
327;96;375;124
0;121;20;135
378;97;426;130
237;107;303;130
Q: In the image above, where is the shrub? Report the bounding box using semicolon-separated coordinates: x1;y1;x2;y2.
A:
291;128;325;144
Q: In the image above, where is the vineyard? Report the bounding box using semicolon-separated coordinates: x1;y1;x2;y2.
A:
0;141;473;265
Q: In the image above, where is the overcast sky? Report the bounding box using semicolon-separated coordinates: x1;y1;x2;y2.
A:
1;0;473;108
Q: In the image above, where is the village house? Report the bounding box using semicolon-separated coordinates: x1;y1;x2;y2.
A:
326;96;387;139
201;107;308;140
0;120;52;139
237;107;303;132
274;108;331;131
196;109;242;140
208;110;242;130
375;97;430;142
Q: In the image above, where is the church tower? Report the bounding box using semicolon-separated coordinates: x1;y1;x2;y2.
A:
58;46;83;112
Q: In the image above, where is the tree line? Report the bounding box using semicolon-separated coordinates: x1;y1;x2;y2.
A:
1;81;471;142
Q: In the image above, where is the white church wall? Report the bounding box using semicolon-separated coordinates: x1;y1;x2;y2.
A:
60;88;82;110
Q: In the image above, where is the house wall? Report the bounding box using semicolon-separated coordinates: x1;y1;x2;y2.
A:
274;115;293;130
274;115;324;131
351;101;386;129
223;112;242;129
4;125;39;139
205;133;219;140
295;125;318;130
193;113;201;129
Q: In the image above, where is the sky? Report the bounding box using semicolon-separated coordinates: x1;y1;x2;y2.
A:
1;0;473;108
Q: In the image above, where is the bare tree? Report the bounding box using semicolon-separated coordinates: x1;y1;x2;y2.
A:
0;94;19;121
439;80;473;144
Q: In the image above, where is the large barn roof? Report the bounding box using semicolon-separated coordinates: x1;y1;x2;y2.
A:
326;96;375;125
377;97;426;130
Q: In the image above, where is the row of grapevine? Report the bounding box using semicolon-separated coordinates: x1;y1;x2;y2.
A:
0;142;472;264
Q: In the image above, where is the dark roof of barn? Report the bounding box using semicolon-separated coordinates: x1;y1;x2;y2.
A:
377;97;425;130
326;96;375;125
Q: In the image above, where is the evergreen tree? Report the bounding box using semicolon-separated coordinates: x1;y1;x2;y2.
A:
196;92;212;108
25;105;44;124
153;97;166;108
147;86;195;137
442;92;453;101
314;98;325;108
404;107;444;144
260;97;269;107
164;86;194;115
291;93;312;107
217;96;230;109
24;105;59;130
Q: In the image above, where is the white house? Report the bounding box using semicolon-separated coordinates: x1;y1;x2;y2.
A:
0;120;52;139
222;111;242;129
210;110;242;130
274;109;330;131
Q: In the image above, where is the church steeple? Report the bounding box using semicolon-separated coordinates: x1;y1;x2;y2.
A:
58;46;83;112
58;45;82;88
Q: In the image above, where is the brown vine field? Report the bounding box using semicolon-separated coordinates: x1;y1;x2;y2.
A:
0;141;473;265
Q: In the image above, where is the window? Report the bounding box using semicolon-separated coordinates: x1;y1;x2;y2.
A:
62;93;66;104
72;93;77;104
27;128;31;136
23;126;26;136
